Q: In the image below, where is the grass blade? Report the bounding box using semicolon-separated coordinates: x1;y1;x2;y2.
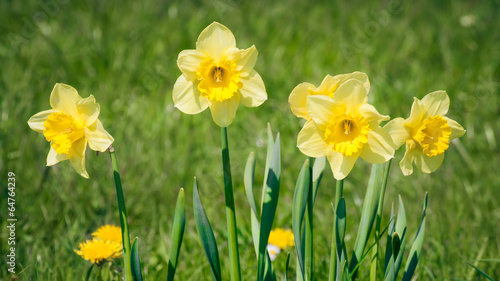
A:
193;178;222;281
292;159;311;279
284;252;291;281
167;188;186;281
130;237;143;281
466;263;494;281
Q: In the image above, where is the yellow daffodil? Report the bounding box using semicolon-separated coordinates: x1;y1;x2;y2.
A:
289;72;369;120
27;83;114;178
384;91;465;175
173;22;267;127
92;225;122;244
74;239;122;264
297;79;395;180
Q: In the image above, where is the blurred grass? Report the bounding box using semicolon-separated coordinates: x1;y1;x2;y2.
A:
1;0;499;280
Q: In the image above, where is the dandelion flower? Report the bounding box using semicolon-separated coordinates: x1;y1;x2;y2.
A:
267;228;294;261
173;22;267;127
74;239;122;264
297;79;395;180
289;72;369;120
385;91;465;175
27;83;114;178
92;225;122;244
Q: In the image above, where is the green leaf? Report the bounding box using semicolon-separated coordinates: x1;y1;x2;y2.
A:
292;159;311;279
466;263;495;281
393;196;407;279
284;252;291;281
350;164;384;273
312;156;326;202
193;178;222;281
258;134;281;281
130;237;143;281
335;198;347;259
402;192;428;281
244;152;260;256
167;188;186;281
261;123;275;212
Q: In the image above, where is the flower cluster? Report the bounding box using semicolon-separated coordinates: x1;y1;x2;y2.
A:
74;225;123;264
267;228;294;261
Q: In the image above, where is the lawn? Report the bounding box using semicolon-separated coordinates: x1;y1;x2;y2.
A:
1;0;499;280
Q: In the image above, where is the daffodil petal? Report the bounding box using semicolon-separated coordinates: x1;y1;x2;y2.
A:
172;75;209;114
331;79;368;114
361;127;395;164
399;141;417;176
414;150;445;173
50;83;82;117
47;146;69;166
307;95;337;129
238;70;267;108
196;22;236;61
209;95;240;127
289;82;315;119
28;109;59;132
77;95;100;127
327;150;361;180
421;91;449;116
404;98;427;128
69;138;89;178
333;71;370;94
85;120;114;152
444;117;466;140
177;49;206;81
384;117;410;148
228;45;258;77
358;103;390;128
297;120;327;158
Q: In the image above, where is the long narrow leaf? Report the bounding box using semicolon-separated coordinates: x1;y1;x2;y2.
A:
130;238;143;281
292;159;311;279
193;178;222;281
393;196;407;278
312;156;326;202
167;188;186;281
261;123;275;212
284;253;291;281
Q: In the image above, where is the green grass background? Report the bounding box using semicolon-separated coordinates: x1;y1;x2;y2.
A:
1;0;499;280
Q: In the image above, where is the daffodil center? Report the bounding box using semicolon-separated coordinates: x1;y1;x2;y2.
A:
43;112;85;155
324;113;370;156
413;115;451;157
197;57;242;102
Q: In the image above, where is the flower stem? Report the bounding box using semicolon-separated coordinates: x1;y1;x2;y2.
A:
370;159;392;281
328;179;343;281
305;159;314;281
109;146;133;281
221;127;241;281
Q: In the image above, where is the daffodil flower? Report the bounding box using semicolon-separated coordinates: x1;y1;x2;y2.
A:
384;91;465;175
289;72;369;120
28;83;114;178
173;22;267;127
297;79;395;180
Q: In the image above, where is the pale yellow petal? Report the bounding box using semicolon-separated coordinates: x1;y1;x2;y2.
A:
68;138;89;178
414;150;445;173
384;117;410;148
76;95;100;126
297;120;328;158
421;91;449;116
209;95;240;127
444;117;466;140
177;49;206;81
358;103;390;128
49;83;82;117
46;146;69;166
227;45;257;77
399;141;418;176
307;95;337;129
172;75;209;114
238;70;267;107
333;71;370;94
331;79;367;114
327;150;361;180
360;127;395;164
196;22;236;61
289;82;315;119
85;120;114;152
403;98;427;129
314;75;339;95
28;109;59;132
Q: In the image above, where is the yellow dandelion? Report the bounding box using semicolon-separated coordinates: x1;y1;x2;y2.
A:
92;225;122;244
173;22;267;127
268;227;294;250
74;239;122;264
384;91;465;175
27;83;114;178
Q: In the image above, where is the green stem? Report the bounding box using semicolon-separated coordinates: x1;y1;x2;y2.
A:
369;159;392;281
109;146;133;281
305;159;313;281
329;179;344;281
221;127;241;281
